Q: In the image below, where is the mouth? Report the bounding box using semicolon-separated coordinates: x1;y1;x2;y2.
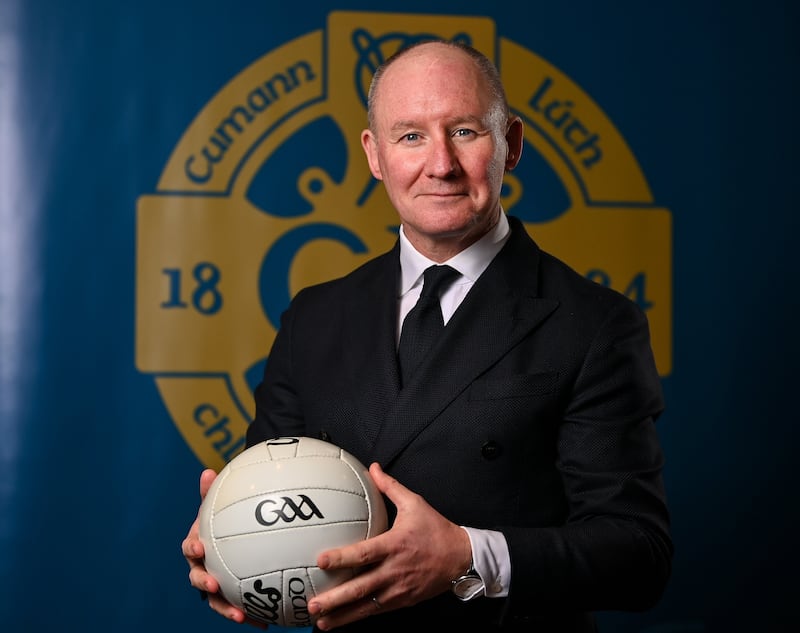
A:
417;192;467;199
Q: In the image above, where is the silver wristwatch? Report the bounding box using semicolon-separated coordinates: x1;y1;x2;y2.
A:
451;561;485;601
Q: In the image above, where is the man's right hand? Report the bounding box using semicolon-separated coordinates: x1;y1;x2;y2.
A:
181;468;261;626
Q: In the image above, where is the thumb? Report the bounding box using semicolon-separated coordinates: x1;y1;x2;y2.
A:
369;462;409;504
199;468;217;500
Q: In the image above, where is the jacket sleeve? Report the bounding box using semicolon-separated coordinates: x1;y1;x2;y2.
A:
501;297;672;616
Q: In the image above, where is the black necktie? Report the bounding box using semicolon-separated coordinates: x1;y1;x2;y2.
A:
398;265;460;385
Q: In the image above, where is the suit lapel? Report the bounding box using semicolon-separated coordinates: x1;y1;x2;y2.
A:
372;218;559;467
343;246;403;445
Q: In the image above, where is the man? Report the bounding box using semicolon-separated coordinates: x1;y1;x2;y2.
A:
183;39;671;632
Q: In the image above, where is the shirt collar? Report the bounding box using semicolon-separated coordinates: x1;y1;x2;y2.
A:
398;211;510;296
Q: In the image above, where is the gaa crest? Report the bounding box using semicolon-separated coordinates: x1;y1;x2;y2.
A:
136;11;672;470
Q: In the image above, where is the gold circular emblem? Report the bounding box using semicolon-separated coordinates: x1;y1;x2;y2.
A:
136;11;671;469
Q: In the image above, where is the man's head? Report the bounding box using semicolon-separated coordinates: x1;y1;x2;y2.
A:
361;40;524;261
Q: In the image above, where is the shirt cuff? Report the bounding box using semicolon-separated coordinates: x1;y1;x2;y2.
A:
461;526;510;598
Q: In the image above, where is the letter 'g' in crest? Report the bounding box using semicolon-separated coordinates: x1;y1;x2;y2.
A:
135;11;672;471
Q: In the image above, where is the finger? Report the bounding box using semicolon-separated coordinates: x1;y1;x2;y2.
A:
318;532;386;571
314;594;384;631
192;570;263;627
199;468;217;499
184;469;218;561
188;563;220;593
308;569;380;622
188;546;263;627
181;517;204;559
206;590;251;625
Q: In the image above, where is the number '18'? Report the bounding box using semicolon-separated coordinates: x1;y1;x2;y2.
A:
161;262;223;315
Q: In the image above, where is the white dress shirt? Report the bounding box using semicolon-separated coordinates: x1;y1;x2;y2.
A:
397;211;512;598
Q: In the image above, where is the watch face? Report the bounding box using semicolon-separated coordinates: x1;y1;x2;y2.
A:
454;575;485;601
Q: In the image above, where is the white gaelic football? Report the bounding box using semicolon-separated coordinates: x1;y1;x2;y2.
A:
198;436;388;627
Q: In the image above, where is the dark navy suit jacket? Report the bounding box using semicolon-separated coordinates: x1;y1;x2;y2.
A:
247;215;672;632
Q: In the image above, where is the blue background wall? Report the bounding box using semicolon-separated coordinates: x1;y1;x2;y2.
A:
0;1;796;631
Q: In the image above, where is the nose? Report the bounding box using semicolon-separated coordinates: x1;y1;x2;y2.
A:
425;137;459;178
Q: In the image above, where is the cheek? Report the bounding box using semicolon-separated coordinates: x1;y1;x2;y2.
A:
483;154;508;191
381;158;419;193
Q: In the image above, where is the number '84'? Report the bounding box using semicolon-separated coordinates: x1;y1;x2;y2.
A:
586;270;654;312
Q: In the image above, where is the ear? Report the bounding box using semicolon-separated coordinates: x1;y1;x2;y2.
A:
360;129;383;180
504;116;524;171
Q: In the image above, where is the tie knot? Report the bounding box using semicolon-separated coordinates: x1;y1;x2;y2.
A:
420;265;459;300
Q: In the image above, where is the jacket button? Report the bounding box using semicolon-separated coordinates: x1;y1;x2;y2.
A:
481;440;502;460
319;430;331;442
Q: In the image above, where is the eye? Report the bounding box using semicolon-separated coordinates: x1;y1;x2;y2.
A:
453;128;475;139
402;133;421;143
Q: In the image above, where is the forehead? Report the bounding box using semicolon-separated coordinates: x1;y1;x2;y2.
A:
381;44;481;89
373;45;490;122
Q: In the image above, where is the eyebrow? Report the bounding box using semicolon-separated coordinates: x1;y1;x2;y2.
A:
388;115;486;135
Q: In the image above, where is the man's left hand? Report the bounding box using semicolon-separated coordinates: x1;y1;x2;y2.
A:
307;462;472;630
